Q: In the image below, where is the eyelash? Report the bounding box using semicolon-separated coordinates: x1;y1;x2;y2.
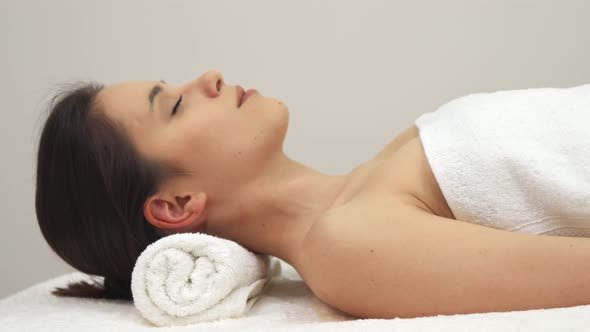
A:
171;96;182;116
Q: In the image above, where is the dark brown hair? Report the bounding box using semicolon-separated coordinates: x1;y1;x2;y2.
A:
35;81;185;300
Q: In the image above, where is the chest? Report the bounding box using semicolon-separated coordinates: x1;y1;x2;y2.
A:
295;124;458;286
333;125;455;220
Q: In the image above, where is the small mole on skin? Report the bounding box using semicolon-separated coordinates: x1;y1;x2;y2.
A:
370;249;374;253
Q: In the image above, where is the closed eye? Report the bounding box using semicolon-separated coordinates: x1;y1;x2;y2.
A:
171;96;182;116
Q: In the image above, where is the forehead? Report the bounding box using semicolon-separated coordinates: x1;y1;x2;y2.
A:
96;81;162;148
97;81;160;126
98;81;156;114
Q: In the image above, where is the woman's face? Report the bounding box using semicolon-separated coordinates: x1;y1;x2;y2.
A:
96;70;289;188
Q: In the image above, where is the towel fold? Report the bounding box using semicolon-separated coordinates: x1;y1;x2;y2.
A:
415;83;590;237
130;232;281;327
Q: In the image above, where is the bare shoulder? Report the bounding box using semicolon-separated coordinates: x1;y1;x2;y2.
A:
302;193;442;264
299;193;590;319
298;194;448;317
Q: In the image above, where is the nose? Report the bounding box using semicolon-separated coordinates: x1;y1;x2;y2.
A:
183;70;225;98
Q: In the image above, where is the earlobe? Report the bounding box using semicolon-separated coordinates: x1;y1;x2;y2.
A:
143;192;207;231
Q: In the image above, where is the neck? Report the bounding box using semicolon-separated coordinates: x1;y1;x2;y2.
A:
204;153;352;268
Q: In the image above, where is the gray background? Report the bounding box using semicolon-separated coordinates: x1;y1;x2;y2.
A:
1;0;589;299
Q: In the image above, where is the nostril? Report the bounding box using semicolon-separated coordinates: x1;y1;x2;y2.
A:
216;79;223;92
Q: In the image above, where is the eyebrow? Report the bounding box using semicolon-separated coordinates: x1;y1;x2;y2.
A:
148;80;167;112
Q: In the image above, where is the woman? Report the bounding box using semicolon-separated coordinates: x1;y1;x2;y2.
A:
36;70;590;319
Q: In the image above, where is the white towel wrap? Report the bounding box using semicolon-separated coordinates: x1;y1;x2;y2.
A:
415;83;590;237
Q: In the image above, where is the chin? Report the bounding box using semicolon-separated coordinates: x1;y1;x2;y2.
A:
271;98;288;112
257;96;288;113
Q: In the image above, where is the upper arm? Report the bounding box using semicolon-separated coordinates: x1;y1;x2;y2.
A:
303;202;590;319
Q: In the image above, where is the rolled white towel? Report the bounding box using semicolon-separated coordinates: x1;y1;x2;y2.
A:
131;232;281;327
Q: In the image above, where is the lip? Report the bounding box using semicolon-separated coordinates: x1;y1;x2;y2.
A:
237;86;257;107
236;86;245;107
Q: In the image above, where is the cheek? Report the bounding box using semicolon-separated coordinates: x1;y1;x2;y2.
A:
159;141;197;174
170;108;254;157
151;128;198;168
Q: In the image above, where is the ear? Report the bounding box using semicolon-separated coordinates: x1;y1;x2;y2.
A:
143;192;207;233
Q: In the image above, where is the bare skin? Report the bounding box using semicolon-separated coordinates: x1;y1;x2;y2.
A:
296;124;590;319
96;70;590;319
97;70;350;265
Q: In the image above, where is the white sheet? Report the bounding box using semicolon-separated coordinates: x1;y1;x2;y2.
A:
1;259;589;332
